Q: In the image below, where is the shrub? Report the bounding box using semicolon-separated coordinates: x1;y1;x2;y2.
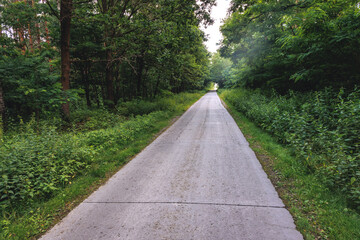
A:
0;92;203;211
0;127;96;209
70;108;125;131
221;88;360;209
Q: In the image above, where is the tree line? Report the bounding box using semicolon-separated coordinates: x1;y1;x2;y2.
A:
0;0;215;128
209;0;360;92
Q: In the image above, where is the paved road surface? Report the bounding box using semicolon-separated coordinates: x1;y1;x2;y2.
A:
40;92;303;240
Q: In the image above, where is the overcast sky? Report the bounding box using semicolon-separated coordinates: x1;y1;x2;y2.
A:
202;0;231;53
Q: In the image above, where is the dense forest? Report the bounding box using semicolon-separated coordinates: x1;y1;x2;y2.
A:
0;0;215;125
209;0;360;92
0;1;215;238
0;0;360;238
213;0;360;212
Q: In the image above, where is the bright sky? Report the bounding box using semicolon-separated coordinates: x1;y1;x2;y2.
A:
202;0;231;53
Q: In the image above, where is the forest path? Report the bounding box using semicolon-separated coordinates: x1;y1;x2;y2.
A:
40;92;302;240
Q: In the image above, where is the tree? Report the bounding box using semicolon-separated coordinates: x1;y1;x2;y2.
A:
0;0;216;125
208;53;233;88
0;80;5;138
220;0;360;92
60;0;72;118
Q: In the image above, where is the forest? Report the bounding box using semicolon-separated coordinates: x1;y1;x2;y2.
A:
0;0;215;124
0;0;360;239
211;0;360;238
0;0;215;238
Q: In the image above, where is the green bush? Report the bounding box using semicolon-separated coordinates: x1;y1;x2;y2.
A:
0;92;203;211
70;108;125;131
221;88;360;209
116;92;202;117
85;111;168;151
0;127;96;209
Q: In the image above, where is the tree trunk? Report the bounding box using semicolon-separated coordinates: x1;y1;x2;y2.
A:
136;56;144;98
60;0;72;119
94;85;100;107
0;81;5;138
43;0;50;45
153;77;160;98
33;0;41;50
101;0;115;108
105;48;114;107
24;0;34;52
45;21;50;44
82;66;91;107
19;27;26;53
28;24;34;52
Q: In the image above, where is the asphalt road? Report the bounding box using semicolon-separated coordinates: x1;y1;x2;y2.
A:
40;92;303;240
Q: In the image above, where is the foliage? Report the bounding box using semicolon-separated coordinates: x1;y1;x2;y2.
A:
116;92;200;116
70;108;125;131
221;88;360;210
220;93;360;239
220;0;360;91
0;49;75;119
0;92;203;212
0;0;214;123
0;122;96;210
207;53;233;88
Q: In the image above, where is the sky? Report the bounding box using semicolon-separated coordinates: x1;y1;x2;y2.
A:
202;0;231;53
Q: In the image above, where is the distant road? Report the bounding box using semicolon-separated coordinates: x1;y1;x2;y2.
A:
40;92;303;240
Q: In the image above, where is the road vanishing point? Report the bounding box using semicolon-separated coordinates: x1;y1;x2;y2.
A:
40;92;303;240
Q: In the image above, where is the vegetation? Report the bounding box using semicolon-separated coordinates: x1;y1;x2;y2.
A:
219;0;359;92
220;93;360;239
1;0;359;238
0;0;214;124
0;0;213;237
0;92;203;239
213;0;360;238
221;88;360;210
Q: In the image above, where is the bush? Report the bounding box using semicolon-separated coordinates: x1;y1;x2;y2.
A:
70;108;125;131
0;92;203;211
221;88;360;209
0;127;96;209
116;92;202;116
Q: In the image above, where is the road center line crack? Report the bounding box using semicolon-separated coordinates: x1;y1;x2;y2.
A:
83;201;285;209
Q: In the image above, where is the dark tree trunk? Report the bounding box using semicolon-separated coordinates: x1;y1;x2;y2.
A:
101;0;115;108
101;83;106;105
136;56;144;98
113;66;121;104
60;0;72;119
105;49;114;107
0;81;5;137
94;85;100;107
153;76;160;98
82;66;91;107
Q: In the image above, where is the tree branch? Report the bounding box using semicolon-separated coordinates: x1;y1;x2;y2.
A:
45;0;60;20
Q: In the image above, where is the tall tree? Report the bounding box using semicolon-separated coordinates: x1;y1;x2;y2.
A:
60;0;72;118
0;80;5;138
220;0;360;91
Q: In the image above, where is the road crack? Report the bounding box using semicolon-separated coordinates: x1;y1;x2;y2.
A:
83;201;285;209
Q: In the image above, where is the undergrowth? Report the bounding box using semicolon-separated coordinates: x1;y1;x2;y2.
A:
220;88;360;210
219;94;360;239
0;91;203;239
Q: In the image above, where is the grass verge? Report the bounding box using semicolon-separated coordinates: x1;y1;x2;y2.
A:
1;92;204;239
219;93;360;240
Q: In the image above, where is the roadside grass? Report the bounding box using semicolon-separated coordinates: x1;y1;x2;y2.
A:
219;93;360;240
0;92;204;239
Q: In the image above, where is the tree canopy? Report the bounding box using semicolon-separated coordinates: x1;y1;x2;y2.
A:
219;0;360;92
0;0;215;123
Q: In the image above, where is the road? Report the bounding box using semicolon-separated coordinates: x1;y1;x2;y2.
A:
40;92;303;240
